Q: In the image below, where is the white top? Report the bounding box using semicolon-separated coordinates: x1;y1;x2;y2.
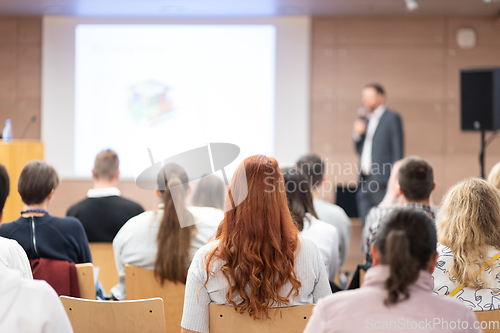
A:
181;237;332;333
360;105;386;175
313;199;351;267
0;263;74;333
0;236;32;280
433;243;500;311
300;213;340;282
111;205;224;300
87;187;121;198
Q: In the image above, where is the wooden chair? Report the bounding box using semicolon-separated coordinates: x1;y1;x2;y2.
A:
125;264;185;333
209;303;314;333
75;263;96;300
474;309;500;333
89;242;119;294
60;296;166;333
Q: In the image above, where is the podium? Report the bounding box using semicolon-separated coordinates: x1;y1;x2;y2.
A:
0;140;44;222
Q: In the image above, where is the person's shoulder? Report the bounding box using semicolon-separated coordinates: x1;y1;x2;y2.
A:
298;236;322;256
0;236;21;249
188;206;224;226
113;196;144;210
115;210;157;237
67;198;91;214
310;216;338;234
50;215;82;227
314;200;349;217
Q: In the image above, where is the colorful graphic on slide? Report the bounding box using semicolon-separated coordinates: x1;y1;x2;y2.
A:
128;80;173;123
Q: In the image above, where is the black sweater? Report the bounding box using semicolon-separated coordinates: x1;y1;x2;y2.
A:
67;196;144;242
0;215;92;264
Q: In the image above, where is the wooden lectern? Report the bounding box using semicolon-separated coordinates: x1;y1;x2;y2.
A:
0;140;44;222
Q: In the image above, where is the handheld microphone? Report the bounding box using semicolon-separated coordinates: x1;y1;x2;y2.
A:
20;115;37;139
357;107;367;120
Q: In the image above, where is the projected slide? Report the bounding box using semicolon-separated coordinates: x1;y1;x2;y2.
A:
74;24;275;178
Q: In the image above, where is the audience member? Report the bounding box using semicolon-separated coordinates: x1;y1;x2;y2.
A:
0;262;74;332
111;163;223;300
191;174;225;210
303;208;480;333
364;156;435;264
487;161;500;190
180;156;331;333
0;163;32;279
0;160;91;264
362;159;402;253
67;149;144;242
296;154;351;268
433;178;500;311
282;166;340;283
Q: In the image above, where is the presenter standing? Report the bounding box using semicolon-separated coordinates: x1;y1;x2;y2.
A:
353;84;404;224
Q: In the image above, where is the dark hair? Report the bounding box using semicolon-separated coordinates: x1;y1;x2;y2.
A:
296;154;324;189
154;163;196;284
192;174;226;210
0;164;9;212
94;149;119;181
281;167;318;231
397;156;434;202
375;207;436;306
18;160;59;205
365;83;386;96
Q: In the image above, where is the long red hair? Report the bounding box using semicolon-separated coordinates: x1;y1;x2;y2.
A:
204;155;301;319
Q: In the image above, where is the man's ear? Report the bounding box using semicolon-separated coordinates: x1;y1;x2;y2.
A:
0;211;3;223
428;252;439;274
47;188;55;200
432;181;436;191
155;189;162;198
397;185;403;196
92;169;97;180
371;242;380;266
114;170;120;182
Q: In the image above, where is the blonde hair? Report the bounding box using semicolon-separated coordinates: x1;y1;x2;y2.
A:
437;178;500;289
488;162;500;190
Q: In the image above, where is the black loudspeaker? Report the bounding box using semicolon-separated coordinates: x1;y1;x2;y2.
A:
460;68;500;131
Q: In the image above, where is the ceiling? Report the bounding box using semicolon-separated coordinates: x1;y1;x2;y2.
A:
1;0;500;17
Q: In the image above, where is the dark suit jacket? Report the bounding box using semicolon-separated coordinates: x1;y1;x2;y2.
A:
355;109;404;187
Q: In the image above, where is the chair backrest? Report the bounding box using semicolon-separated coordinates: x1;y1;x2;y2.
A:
88;242;119;294
75;263;96;300
474;309;500;333
125;264;185;333
60;296;166;333
209;303;314;333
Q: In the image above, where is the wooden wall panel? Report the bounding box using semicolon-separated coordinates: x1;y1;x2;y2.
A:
311;16;500;203
0;17;41;140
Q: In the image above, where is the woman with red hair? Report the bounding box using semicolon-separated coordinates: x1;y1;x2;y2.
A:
180;155;331;333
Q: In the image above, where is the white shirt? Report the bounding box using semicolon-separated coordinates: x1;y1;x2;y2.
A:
313;200;351;267
300;214;340;282
0;263;74;333
87;187;121;198
0;236;33;280
181;236;332;333
360;105;386;175
111;205;224;300
433;243;500;311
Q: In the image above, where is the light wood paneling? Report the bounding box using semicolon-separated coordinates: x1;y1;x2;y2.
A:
0;17;41;140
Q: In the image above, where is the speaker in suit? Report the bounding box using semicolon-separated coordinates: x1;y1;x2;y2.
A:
353;85;404;224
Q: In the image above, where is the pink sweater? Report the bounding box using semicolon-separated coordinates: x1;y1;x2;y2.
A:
304;265;482;333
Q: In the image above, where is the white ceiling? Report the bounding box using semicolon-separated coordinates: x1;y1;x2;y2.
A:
1;0;500;17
